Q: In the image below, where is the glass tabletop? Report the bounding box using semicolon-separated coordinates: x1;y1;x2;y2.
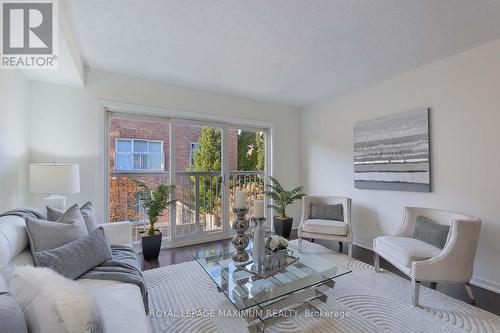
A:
193;243;351;310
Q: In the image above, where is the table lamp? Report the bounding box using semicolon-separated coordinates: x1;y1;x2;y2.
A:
29;163;80;210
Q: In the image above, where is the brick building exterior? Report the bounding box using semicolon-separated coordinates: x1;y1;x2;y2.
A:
109;118;238;175
108;117;238;229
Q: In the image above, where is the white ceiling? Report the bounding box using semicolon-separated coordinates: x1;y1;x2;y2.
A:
67;0;500;107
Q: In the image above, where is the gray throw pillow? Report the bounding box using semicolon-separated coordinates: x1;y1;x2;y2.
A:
0;292;28;333
310;203;344;221
412;215;450;249
47;202;99;232
46;205;64;221
34;227;112;279
80;201;99;232
57;204;89;230
26;204;88;253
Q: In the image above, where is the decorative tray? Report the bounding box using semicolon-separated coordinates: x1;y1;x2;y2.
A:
242;250;299;279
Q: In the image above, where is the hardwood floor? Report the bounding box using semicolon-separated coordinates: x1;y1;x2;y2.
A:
141;232;500;316
141;237;233;270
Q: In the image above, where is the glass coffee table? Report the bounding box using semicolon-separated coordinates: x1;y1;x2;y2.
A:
193;243;351;332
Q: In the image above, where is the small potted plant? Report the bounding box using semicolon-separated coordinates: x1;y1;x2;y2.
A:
265;176;306;239
268;235;288;252
262;235;289;269
135;181;176;260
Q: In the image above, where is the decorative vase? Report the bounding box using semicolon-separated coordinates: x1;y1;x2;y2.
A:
232;207;250;262
252;217;266;271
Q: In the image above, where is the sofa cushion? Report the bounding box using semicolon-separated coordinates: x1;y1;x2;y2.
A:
47;202;99;232
0;292;28;333
10;266;104;333
34;227;112;279
310;203;344;221
0;250;34;292
302;219;348;235
0;215;29;271
376;236;442;267
412;215;450;249
79;279;153;333
26;205;88;253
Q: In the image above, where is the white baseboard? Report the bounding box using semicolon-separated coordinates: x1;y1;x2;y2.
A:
470;276;500;294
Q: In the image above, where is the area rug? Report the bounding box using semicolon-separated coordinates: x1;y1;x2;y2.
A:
143;240;500;333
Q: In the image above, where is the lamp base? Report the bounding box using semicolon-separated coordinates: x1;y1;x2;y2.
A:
44;194;66;211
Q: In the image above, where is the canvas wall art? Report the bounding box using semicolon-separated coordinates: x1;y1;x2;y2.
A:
353;108;431;192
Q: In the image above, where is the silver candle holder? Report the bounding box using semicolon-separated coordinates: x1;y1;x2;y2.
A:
232;207;250;262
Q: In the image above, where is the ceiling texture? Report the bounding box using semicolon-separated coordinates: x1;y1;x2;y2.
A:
67;0;500;107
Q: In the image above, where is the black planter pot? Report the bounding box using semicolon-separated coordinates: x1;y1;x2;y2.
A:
141;230;162;260
273;216;293;239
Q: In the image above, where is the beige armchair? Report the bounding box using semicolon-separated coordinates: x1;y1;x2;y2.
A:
373;207;481;306
298;196;353;257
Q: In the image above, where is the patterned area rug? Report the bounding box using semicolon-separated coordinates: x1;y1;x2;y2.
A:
143;240;500;333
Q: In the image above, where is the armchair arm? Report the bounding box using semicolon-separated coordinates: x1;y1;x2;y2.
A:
342;198;352;241
344;198;352;227
298;196;312;231
411;217;481;283
394;207;416;237
100;221;133;246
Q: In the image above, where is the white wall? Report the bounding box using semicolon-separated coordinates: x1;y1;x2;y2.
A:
301;38;500;292
29;69;302;223
0;71;31;211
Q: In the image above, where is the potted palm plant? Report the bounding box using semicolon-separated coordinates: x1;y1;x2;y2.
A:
135;181;176;260
265;176;306;239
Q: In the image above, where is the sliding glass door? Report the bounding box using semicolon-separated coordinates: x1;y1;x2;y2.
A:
172;120;226;243
107;114;171;242
227;127;266;225
106;111;269;247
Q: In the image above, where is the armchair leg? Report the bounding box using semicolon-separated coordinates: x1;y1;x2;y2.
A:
464;283;476;305
347;243;353;258
374;253;380;272
411;279;420;307
338;241;343;253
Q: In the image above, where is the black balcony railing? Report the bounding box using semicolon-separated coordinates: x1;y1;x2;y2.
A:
109;170;265;242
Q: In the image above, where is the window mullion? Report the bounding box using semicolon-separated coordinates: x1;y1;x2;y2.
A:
131;139;134;170
144;140;148;170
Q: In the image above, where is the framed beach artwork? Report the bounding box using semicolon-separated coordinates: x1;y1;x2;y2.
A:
353;108;431;192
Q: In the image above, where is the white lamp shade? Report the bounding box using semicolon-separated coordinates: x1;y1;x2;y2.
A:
29;163;80;194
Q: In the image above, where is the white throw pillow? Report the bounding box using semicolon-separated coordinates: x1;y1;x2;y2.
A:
10;266;104;333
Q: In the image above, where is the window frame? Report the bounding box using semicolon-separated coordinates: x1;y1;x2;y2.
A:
101;101;275;249
114;137;164;171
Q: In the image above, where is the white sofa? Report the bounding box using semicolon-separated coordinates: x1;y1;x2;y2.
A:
0;215;152;333
373;207;481;306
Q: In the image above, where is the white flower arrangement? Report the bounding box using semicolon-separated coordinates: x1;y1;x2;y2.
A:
268;236;288;251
